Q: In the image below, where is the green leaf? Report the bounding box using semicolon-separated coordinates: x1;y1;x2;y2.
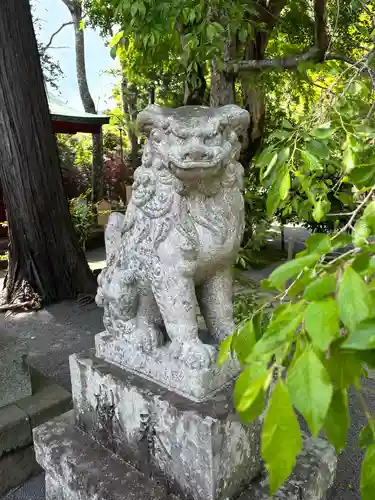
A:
331;234;352;250
262;152;278;179
262;380;302;495
353;218;370;247
288;269;313;298
324;340;362;388
359;420;375;449
342;318;375;350
313;201;325;222
110;30;124;47
233;320;257;364
268;254;321;289
324;389;349;453
218;336;232;366
266;183;281;216
343;147;355;172
352;253;370;274
277;147;291;165
305;299;340;351
131;2;140;16
361;445;375;500
304;275;336;301
311;123;334;140
251;304;304;361
257;146;275;168
234;364;268;421
338;267;371;333
206;24;216;42
359;350;375;369
282;119;294;130
287;349;333;437
306;234;332;255
349;165;375;189
301;150;323;171
364;201;375;233
306;140;330;159
279;171;290;200
110;45;118;59
270;130;292;140
236;373;267;413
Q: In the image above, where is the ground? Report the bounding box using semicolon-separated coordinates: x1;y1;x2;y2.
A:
1;226;373;500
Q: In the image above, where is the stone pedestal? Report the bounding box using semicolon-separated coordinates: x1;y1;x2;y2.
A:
96;331;240;402
70;350;260;500
34;345;337;500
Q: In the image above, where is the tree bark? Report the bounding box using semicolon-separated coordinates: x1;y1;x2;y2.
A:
62;0;103;202
0;0;97;308
210;57;236;107
148;86;155;105
184;64;207;105
121;77;139;171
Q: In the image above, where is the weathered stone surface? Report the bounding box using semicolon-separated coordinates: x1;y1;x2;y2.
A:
0;374;72;495
0;336;32;409
95;105;250;378
241;436;337;500
96;331;239;401
0;445;41;497
16;383;72;428
70;351;261;500
0;404;30;457
34;410;169;500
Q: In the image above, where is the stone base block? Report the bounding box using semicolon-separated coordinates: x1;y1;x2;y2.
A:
0;336;32;409
35;411;336;500
95;331;239;402
243;436;337;499
70;350;261;500
0;375;72;496
34;411;169;500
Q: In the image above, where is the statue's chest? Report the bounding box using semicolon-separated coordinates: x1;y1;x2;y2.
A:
186;190;244;265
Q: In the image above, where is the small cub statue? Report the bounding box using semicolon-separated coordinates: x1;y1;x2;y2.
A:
96;104;250;370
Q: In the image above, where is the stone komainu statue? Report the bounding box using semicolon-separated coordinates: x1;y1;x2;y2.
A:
96;104;250;370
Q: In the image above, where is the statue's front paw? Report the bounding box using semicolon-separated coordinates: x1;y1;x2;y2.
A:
131;327;164;353
170;339;216;370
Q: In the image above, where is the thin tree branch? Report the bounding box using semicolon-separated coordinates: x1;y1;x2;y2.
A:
333;187;375;240
227;0;330;73
324;53;357;65
42;22;73;53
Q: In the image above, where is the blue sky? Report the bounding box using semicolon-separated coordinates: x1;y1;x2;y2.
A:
34;0;119;111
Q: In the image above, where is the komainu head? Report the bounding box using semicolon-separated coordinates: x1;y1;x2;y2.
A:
137;104;249;183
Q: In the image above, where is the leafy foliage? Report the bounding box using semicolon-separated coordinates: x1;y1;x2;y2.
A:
69;192;95;249
219;6;375;497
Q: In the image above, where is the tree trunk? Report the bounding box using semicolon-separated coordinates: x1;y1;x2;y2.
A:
184;64;207;105
0;0;97;308
148;86;155;105
121;77;139;171
62;0;103;202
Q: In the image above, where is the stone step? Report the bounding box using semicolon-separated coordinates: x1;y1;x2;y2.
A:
33;410;170;500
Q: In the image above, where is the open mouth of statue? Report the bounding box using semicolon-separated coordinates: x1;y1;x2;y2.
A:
169;159;222;179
